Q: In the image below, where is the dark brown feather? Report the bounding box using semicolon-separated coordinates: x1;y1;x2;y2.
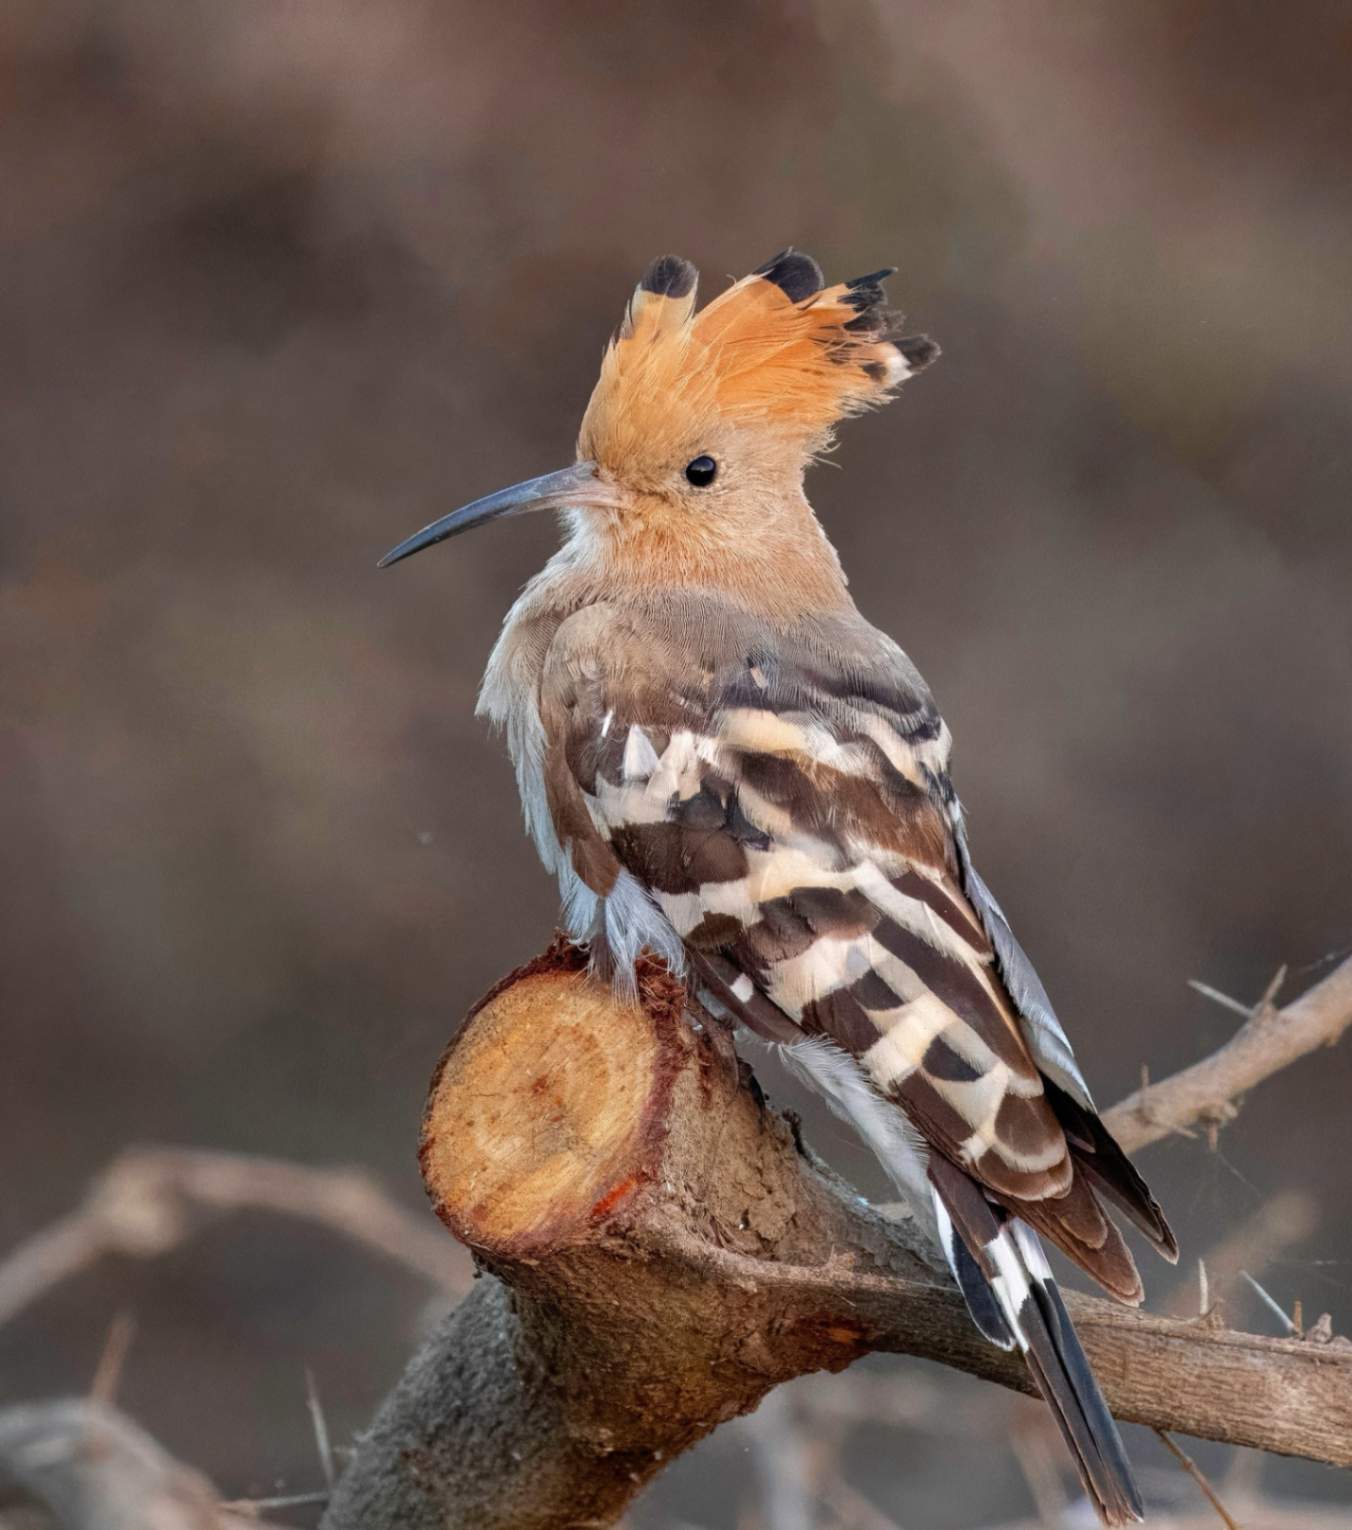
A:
1045;1079;1180;1262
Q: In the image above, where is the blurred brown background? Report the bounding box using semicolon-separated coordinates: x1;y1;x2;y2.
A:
3;2;1350;1525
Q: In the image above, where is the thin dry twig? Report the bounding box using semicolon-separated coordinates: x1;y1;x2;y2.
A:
1239;1273;1299;1336
1185;982;1253;1020
1107;956;1352;1153
88;1310;137;1408
0;1146;470;1332
305;1369;336;1492
1153;1431;1240;1530
220;1489;331;1515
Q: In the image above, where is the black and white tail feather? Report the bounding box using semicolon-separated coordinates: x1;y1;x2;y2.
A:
929;1155;1144;1526
772;1033;1142;1523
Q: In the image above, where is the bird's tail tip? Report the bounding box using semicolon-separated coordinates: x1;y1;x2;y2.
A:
929;1163;1145;1525
1009;1222;1145;1525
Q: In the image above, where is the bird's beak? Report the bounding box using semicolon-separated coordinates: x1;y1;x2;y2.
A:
377;460;609;568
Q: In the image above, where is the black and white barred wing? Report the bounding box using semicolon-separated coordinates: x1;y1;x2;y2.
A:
545;618;1171;1296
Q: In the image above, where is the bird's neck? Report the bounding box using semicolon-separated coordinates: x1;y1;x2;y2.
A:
550;490;851;621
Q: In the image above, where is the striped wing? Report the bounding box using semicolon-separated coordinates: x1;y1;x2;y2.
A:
541;604;1174;1300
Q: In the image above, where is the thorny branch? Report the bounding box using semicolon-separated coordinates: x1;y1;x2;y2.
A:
1105;955;1352;1153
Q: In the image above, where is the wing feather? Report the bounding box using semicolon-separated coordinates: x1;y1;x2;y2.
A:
541;600;1173;1298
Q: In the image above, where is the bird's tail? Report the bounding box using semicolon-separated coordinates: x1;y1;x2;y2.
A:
929;1156;1144;1526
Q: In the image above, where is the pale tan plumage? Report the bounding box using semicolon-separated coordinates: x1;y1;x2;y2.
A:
381;250;1176;1526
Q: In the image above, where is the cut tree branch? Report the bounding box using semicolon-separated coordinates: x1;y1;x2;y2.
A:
321;943;1352;1530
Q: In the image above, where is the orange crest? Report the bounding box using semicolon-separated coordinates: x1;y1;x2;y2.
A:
578;250;937;474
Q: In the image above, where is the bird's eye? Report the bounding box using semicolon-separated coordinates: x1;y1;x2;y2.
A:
684;455;718;488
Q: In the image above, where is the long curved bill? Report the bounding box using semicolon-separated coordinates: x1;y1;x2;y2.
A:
377;460;607;568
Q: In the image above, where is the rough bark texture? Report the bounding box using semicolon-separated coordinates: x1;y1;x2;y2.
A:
322;943;1352;1530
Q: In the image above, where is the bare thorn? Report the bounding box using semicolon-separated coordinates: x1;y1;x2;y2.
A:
1153;1429;1240;1530
220;1489;331;1513
1240;1270;1298;1334
1257;964;1288;1013
89;1309;137;1407
1186;979;1253;1019
1305;1312;1335;1344
305;1367;336;1490
1198;1300;1228;1331
1196;1259;1209;1318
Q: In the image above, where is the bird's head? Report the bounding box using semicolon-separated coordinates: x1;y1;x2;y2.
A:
379;250;936;580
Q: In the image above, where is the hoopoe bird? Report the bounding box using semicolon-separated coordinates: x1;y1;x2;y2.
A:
380;250;1177;1524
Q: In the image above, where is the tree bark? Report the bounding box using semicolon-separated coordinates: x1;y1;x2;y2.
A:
322;942;1352;1530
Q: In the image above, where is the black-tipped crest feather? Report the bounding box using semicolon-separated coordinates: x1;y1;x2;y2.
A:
639;254;698;299
895;333;940;371
754;247;825;302
581;248;937;462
